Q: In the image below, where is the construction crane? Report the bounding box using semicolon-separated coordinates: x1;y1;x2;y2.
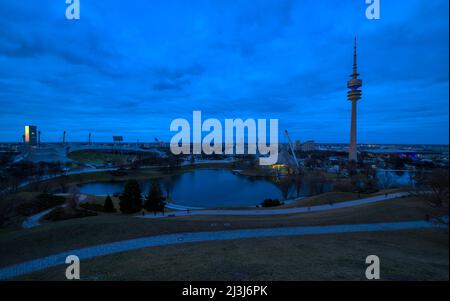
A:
284;130;300;169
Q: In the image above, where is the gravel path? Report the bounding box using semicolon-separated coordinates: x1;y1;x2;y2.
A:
141;192;410;218
1;218;445;280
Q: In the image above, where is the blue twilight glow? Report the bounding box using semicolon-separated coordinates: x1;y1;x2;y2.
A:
0;0;448;144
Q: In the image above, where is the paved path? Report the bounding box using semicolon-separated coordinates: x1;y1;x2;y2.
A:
21;208;55;229
21;194;88;229
165;202;204;210
1;219;446;280
141;192;410;218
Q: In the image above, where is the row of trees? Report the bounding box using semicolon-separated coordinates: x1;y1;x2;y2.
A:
275;171;331;200
118;179;166;214
275;163;383;199
1;161;67;194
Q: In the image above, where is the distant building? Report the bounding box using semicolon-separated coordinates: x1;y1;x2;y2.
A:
24;125;37;146
113;136;124;143
294;140;302;151
301;140;316;152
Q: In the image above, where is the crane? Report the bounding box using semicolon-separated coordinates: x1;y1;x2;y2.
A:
284;129;300;169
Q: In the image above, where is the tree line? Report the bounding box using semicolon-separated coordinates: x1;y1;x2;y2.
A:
117;179;166;215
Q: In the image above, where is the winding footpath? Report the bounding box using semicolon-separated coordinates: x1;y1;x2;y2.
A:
21;208;56;229
21;194;88;229
141;192;410;218
0;219;446;280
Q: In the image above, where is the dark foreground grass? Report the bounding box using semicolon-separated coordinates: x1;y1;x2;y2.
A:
17;228;449;281
0;196;446;269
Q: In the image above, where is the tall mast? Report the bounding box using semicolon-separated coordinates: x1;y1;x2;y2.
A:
347;37;363;162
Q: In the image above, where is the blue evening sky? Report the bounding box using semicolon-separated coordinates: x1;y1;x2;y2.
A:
0;0;448;144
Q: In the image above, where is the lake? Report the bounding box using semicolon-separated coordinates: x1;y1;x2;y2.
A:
78;169;331;208
77;169;410;208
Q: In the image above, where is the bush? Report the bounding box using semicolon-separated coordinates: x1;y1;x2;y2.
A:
144;180;166;214
261;199;284;207
119;180;142;214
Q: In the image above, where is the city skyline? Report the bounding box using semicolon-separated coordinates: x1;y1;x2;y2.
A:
0;0;449;144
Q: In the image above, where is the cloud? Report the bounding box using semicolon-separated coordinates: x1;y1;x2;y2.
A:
0;0;448;144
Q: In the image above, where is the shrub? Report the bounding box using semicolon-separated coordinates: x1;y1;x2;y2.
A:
144;180;166;214
103;195;116;213
261;199;284;207
119;180;142;214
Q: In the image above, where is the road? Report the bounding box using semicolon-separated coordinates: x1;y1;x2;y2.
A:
0;219;446;280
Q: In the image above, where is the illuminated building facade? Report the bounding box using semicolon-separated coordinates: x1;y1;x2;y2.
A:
25;125;37;146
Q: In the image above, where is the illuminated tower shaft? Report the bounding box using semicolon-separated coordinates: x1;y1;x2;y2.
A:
347;38;362;161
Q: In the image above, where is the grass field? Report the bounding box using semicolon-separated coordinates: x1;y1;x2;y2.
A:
2;170;447;281
17;228;448;281
0;195;446;268
67;150;134;165
284;188;409;208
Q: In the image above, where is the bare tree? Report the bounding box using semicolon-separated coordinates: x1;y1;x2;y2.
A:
294;174;303;198
277;176;294;200
66;185;80;213
378;170;396;190
306;173;327;196
57;175;70;193
415;168;449;208
161;176;175;201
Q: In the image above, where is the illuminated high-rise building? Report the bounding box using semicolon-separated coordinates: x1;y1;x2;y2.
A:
347;38;362;161
24;125;38;146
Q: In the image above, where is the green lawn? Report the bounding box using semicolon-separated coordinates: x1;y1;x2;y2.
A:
68;150;133;164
